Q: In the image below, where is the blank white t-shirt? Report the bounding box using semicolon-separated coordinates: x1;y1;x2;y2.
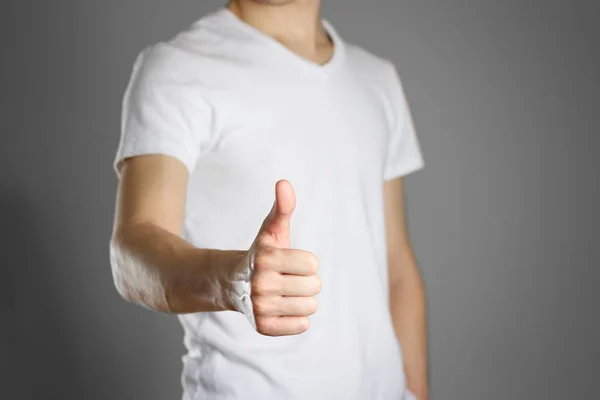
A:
114;7;424;400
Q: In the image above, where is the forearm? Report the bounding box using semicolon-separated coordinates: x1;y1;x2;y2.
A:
110;221;246;314
390;271;429;400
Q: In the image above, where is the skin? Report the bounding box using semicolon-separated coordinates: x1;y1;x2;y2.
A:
227;0;333;65
111;155;320;336
110;0;429;398
246;179;322;335
384;178;430;400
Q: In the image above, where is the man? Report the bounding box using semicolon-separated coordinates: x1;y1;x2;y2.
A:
110;1;428;399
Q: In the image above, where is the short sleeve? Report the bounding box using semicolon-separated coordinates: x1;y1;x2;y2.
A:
114;44;215;178
383;64;425;181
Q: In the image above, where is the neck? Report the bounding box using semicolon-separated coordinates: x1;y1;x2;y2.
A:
226;0;327;51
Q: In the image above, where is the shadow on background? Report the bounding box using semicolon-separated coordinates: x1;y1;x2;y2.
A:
1;185;185;400
3;2;187;398
2;190;83;397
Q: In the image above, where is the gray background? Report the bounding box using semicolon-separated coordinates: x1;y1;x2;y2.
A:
2;0;599;399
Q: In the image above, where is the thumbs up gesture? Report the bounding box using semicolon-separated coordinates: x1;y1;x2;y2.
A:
246;180;321;336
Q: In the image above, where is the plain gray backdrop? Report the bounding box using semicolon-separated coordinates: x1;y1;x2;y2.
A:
2;1;599;399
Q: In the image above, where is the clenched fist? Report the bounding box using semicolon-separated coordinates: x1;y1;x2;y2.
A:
246;180;321;336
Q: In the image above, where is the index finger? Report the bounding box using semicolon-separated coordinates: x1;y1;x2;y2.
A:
255;248;319;276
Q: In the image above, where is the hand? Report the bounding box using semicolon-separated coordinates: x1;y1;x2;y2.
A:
246;179;321;336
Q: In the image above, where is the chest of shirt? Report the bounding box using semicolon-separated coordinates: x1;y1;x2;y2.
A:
199;71;390;181
183;70;391;254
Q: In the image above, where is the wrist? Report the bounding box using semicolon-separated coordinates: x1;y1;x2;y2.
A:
162;248;248;314
210;249;252;313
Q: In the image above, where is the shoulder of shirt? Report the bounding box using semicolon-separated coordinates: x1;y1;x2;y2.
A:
342;41;399;83
132;10;230;76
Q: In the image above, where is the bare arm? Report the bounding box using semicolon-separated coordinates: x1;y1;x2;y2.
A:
384;177;429;400
110;154;245;314
109;155;319;336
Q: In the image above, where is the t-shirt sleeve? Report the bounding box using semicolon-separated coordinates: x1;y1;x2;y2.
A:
383;64;425;181
113;45;215;177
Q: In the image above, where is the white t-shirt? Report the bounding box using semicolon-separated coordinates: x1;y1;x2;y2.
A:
114;7;424;400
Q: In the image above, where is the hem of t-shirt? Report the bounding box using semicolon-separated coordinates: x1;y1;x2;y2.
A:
113;140;197;178
383;156;425;181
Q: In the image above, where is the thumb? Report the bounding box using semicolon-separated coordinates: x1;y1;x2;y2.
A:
258;180;295;248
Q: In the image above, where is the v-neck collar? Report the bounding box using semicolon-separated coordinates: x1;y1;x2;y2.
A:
218;7;345;78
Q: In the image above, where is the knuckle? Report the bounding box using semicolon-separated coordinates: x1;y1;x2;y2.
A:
253;254;269;272
256;318;277;337
252;297;270;315
251;272;277;296
253;247;278;271
255;319;269;334
262;245;278;257
250;275;267;295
